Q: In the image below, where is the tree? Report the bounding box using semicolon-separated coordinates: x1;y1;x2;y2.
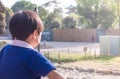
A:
42;0;63;29
62;13;78;29
112;0;120;29
98;6;115;29
11;1;36;13
38;6;48;22
76;0;115;29
52;19;61;29
44;13;62;29
5;8;14;29
0;1;6;34
11;1;49;22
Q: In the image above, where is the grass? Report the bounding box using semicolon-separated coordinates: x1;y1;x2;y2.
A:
44;52;119;63
109;56;120;62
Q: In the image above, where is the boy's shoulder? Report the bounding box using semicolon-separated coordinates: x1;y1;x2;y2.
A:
1;44;40;55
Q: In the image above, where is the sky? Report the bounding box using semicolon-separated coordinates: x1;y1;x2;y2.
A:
1;0;76;8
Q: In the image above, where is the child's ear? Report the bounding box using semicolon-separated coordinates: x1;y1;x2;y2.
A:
33;30;38;39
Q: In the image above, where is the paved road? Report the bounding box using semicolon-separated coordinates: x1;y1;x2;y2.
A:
40;42;100;55
0;37;100;55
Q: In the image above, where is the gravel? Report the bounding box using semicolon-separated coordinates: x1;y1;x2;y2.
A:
57;67;120;79
42;66;120;79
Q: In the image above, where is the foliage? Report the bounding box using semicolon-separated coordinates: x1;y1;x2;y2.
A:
41;0;63;29
62;13;78;29
51;19;62;29
44;52;119;63
11;0;50;26
98;6;115;29
0;2;6;34
76;0;115;29
44;52;90;63
38;6;48;22
11;0;63;30
44;13;62;29
44;52;117;62
11;0;36;13
5;8;14;29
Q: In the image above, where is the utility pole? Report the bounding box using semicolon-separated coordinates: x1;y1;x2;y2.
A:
34;6;40;52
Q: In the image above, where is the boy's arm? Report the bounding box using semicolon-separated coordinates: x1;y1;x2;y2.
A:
47;70;64;79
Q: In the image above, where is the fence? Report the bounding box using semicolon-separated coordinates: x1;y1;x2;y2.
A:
2;29;120;42
53;29;120;42
53;29;97;42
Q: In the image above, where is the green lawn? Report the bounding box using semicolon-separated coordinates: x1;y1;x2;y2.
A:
44;52;120;63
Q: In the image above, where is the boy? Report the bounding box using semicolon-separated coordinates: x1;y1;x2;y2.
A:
0;10;63;79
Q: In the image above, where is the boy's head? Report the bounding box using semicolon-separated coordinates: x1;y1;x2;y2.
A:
9;10;44;41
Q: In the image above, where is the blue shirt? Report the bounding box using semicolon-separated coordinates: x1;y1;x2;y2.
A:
0;44;55;79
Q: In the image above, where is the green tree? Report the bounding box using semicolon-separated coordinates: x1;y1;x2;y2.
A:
5;8;14;29
44;13;62;29
76;0;115;29
42;0;63;29
11;1;49;22
62;13;78;29
11;0;36;13
52;19;61;29
38;6;48;22
112;0;120;29
0;1;6;34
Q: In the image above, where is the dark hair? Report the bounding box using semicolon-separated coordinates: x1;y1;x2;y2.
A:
9;10;44;41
